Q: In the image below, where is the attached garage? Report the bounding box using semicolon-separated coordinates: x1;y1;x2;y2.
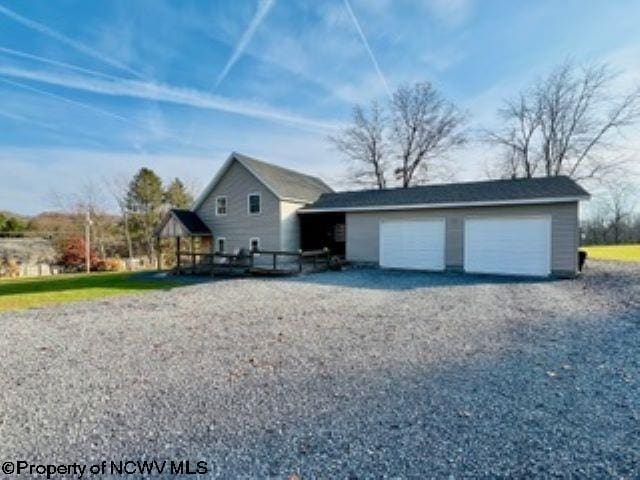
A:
379;219;445;270
300;176;590;278
464;216;551;276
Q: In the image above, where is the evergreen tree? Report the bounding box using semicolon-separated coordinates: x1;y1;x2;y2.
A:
164;178;193;209
126;168;163;261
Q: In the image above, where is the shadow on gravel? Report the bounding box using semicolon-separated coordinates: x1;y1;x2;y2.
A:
199;311;640;478
283;267;561;290
2;298;638;478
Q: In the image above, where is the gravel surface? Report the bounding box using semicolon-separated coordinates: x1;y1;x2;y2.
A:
1;261;638;478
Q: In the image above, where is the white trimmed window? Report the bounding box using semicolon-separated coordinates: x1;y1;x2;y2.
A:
250;237;260;252
217;237;226;253
216;196;227;216
248;193;261;215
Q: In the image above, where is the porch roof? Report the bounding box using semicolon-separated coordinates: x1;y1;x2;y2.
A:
156;209;211;238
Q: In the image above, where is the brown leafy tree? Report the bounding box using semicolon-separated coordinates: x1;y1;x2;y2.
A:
61;236;98;271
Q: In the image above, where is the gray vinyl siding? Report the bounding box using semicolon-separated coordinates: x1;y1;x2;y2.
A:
346;202;579;275
195;160;281;253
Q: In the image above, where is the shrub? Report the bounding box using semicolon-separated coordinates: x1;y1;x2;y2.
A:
61;237;98;271
2;258;21;278
95;257;126;272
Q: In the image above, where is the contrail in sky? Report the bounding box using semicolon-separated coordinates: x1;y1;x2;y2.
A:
0;65;338;132
0;3;144;78
215;0;276;87
343;0;392;100
0;76;129;123
0;46;120;80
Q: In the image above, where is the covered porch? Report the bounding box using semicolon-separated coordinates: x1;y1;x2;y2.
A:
299;211;346;257
155;209;213;274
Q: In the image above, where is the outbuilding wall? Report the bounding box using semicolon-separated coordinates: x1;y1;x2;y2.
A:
345;202;579;275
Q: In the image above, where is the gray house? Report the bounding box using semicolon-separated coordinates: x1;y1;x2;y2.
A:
158;152;590;277
157;152;333;255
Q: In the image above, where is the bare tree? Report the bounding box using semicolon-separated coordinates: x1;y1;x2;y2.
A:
330;101;388;189
47;180;122;260
489;61;640;180
487;93;540;178
390;82;466;187
603;181;636;244
582;181;638;244
105;174;134;260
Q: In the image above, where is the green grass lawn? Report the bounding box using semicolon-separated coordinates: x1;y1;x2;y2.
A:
0;271;184;312
582;244;640;262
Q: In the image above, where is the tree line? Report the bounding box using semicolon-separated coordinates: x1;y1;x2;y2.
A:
2;168;195;269
331;60;640;244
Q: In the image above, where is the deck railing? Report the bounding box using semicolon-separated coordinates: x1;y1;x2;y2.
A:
174;248;331;275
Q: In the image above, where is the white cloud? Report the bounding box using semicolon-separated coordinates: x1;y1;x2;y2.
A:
423;0;475;27
0;65;339;132
420;44;467;73
215;0;276;87
0;76;129;123
0;3;143;78
0;127;343;214
0;148;220;214
0;46;121;81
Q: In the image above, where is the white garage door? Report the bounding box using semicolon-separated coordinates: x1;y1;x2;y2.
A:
464;216;551;276
379;219;445;270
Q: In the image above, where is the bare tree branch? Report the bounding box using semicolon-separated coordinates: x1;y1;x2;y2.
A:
330;100;388;189
487;61;640;181
390;82;466;187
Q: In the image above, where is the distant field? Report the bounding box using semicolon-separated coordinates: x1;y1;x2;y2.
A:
582;244;640;262
0;271;183;311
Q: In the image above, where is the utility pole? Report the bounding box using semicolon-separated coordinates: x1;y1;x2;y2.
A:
85;211;92;274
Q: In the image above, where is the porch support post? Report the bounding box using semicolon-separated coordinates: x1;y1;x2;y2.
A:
176;236;181;274
157;236;162;271
191;236;196;271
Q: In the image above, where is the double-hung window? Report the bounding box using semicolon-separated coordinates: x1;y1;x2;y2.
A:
216;196;227;216
248;193;261;215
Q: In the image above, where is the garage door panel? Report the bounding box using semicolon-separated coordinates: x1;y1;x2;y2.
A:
464;217;551;276
380;219;445;271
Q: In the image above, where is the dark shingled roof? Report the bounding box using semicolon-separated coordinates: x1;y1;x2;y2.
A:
234;152;333;202
302;176;589;211
170;209;211;234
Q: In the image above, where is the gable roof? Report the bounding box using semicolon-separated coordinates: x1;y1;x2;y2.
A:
193;152;333;209
301;176;590;212
155;209;211;237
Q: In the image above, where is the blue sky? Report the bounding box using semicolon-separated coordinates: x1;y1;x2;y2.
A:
1;0;639;214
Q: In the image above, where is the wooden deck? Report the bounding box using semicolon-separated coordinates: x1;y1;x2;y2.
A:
172;249;333;276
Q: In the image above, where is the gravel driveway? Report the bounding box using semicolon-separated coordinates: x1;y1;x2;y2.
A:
1;262;638;478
